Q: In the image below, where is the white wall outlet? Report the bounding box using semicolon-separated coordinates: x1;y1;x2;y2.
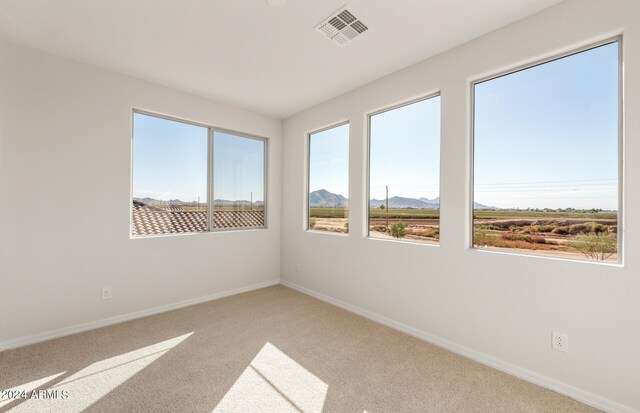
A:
296;263;301;273
101;287;113;300
552;331;568;353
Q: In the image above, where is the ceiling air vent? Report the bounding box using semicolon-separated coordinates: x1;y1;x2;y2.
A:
315;6;369;46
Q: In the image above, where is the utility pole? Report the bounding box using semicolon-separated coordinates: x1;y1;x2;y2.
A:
197;196;200;212
386;185;389;230
250;192;253;211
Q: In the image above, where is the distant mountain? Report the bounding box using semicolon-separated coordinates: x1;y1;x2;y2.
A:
419;197;439;204
309;190;497;210
135;197;198;206
134;197;262;207
474;202;496;210
213;199;264;207
370;196;438;209
309;189;347;208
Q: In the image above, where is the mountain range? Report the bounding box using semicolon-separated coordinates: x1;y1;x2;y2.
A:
309;189;496;209
308;189;348;208
136;190;496;209
134;197;264;207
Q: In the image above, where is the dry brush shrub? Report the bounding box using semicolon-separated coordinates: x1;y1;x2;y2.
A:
530;235;548;244
309;218;317;229
538;225;556;233
587;222;605;233
552;226;571;235
412;227;440;239
567;223;591;235
500;233;549;245
474;226;498;247
552;222;607;236
390;221;407;239
491;238;555;250
521;224;557;234
567;233;617;260
501;233;532;242
474;226;554;250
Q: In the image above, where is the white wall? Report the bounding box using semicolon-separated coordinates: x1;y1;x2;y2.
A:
281;0;640;411
0;39;282;347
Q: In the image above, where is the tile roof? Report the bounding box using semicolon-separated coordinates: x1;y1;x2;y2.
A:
132;202;265;236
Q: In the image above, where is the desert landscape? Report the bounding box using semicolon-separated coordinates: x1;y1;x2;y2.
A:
308;190;618;262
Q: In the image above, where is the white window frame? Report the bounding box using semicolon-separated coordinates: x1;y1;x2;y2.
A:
365;92;443;245
305;120;350;235
469;37;624;264
130;109;269;237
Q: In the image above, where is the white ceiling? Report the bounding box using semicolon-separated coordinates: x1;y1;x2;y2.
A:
0;0;563;119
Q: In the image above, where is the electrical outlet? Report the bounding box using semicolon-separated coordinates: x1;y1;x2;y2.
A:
101;287;113;301
296;263;301;273
552;331;568;353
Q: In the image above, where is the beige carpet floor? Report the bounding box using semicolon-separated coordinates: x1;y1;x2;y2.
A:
0;285;600;413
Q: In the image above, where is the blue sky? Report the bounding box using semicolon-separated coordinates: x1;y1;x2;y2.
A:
213;131;264;202
474;41;619;210
370;96;440;201
133;114;264;203
308;97;441;202
308;123;350;198
309;42;618;210
133;113;208;202
134;42;618;210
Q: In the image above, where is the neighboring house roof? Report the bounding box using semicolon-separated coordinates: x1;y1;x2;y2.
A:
132;202;265;236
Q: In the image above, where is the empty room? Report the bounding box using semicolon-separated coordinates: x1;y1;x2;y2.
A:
0;0;638;412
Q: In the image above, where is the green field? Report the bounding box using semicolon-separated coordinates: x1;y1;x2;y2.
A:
309;208;349;218
309;208;440;219
309;208;439;219
370;209;439;219
309;207;616;221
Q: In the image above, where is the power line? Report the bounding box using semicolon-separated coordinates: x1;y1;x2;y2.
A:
475;178;616;186
476;188;616;193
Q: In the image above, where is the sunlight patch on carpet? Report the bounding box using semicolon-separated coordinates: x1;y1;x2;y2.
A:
213;342;328;413
0;372;66;408
7;332;193;413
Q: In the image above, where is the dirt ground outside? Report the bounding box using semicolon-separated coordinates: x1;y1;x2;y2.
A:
308;215;618;262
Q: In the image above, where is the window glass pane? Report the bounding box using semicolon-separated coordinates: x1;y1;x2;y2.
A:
369;96;441;243
308;123;349;233
473;42;619;262
213;131;266;229
132;113;208;236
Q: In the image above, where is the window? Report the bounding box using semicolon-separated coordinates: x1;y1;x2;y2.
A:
213;131;266;229
132;113;209;236
307;123;349;233
368;95;441;244
472;40;621;262
131;112;267;236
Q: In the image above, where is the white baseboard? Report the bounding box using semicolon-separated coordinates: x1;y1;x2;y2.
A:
0;279;280;352
280;279;637;413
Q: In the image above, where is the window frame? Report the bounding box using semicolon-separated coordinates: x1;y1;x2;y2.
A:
210;128;269;233
365;92;443;245
469;36;624;264
305;120;350;235
130;109;269;238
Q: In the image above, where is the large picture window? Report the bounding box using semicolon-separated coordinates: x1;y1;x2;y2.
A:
307;123;350;234
132;112;267;237
472;40;621;262
368;95;441;244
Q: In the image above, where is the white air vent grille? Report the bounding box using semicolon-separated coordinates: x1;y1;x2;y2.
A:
315;6;369;46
